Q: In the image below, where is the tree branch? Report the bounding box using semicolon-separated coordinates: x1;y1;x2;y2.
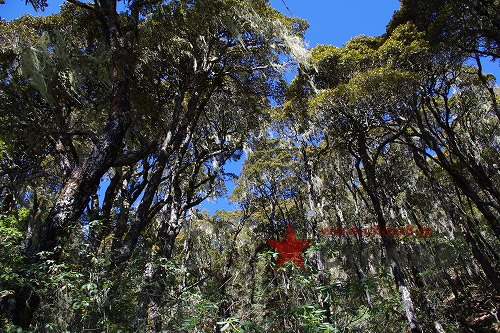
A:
66;0;95;11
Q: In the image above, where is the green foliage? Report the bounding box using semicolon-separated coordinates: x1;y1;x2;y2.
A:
388;0;500;59
0;1;498;332
0;210;28;288
217;317;264;332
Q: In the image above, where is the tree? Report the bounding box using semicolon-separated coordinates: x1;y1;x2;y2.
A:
0;0;307;328
1;1;498;331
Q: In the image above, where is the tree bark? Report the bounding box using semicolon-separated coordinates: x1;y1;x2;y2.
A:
411;112;500;239
6;1;135;327
410;146;500;292
354;133;422;333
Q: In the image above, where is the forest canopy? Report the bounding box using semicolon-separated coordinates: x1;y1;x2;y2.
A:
0;0;498;332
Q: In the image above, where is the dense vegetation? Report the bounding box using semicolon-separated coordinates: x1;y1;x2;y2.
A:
0;0;498;331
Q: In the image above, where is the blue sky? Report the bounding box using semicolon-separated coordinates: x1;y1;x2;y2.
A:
2;0;402;47
271;0;399;48
2;0;499;214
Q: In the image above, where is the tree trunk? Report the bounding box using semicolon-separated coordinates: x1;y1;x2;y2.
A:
463;225;500;293
355;133;422;333
410;146;500;292
136;203;183;331
301;143;332;320
412;118;500;239
6;5;134;327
